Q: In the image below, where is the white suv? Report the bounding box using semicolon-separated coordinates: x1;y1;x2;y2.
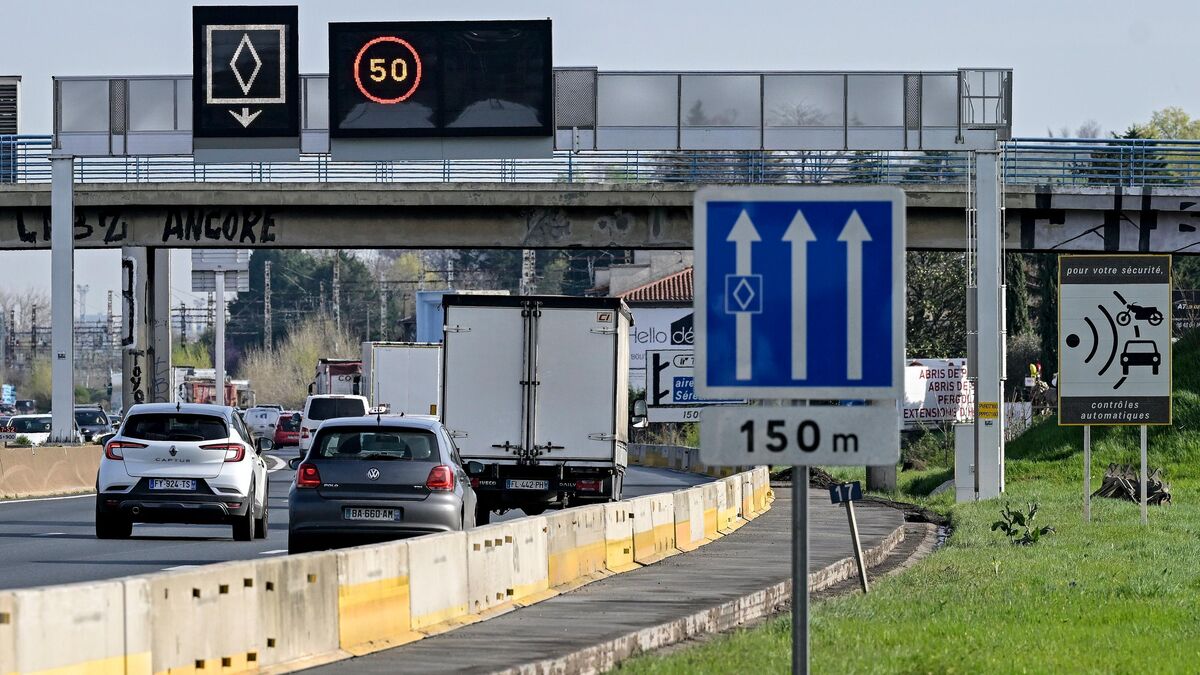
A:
96;403;271;541
296;394;369;452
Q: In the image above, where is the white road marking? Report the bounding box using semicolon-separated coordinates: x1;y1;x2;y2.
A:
33;532;66;537
258;549;287;556
161;565;198;571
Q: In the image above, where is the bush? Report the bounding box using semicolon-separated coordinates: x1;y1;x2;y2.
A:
237;319;358;409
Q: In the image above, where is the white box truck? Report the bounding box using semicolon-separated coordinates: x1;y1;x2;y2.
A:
361;342;441;416
441;295;630;523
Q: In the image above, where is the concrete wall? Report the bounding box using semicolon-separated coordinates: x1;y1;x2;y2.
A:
0;181;1181;251
0;445;773;674
0;445;101;499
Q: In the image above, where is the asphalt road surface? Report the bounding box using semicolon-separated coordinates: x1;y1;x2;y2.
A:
0;447;709;591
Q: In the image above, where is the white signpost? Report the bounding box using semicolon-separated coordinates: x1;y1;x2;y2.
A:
192;250;250;407
694;185;905;675
1058;254;1172;525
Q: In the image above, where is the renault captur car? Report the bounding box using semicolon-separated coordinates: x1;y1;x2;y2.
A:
287;415;477;554
96;403;272;541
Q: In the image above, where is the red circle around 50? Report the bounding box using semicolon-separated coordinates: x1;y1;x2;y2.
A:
353;36;422;104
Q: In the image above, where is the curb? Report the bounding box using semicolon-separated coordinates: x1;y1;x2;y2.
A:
496;508;908;675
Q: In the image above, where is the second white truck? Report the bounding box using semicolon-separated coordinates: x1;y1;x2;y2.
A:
440;294;630;523
361;342;442;416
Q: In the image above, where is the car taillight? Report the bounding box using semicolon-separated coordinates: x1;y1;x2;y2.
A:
297;463;321;488
104;440;146;460
301;428;310;439
426;465;455;491
201;442;245;462
576;480;602;493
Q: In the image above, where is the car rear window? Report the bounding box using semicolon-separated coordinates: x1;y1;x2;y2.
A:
279;415;301;431
307;399;367;421
123;414;228;442
75;411;108;426
313;427;439;461
11;417;50;433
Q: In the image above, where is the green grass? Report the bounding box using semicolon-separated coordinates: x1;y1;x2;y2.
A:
617;333;1200;674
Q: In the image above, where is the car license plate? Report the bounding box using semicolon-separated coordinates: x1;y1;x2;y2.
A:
506;479;550;491
343;507;401;522
149;478;196;491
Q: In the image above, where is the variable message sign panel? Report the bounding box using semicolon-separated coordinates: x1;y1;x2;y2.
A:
328;20;552;138
192;5;299;139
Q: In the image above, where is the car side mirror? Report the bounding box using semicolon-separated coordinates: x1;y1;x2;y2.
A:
632;398;648;428
465;461;485;476
256;438;275;453
288;456;304;470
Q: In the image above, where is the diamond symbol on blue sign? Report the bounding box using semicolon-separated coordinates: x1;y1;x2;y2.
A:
724;274;763;314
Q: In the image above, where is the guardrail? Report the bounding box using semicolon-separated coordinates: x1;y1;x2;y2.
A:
0;457;771;674
6;135;1200;188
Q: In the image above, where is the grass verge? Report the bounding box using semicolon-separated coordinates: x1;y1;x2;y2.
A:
616;333;1200;673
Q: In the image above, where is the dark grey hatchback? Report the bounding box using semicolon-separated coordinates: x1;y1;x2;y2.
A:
287;415;478;554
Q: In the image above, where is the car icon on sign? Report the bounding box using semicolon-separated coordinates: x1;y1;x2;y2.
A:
1120;340;1161;375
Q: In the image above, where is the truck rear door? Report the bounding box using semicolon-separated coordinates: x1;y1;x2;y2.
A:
533;307;617;462
442;305;524;459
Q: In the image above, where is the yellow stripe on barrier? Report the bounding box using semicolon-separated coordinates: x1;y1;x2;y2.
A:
411;603;475;634
605;536;638;573
703;507;719;540
337;576;422;655
31;652;150;675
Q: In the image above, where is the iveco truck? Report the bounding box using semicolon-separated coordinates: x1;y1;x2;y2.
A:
440;295;630;523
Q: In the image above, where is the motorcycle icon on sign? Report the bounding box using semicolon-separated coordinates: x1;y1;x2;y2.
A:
1114;291;1163;326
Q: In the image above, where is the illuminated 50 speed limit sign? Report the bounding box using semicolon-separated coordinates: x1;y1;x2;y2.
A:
353;36;422;104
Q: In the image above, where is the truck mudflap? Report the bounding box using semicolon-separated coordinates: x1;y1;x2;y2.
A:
468;463;622;509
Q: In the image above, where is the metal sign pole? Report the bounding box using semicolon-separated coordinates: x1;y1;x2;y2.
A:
1140;424;1148;525
793;464;809;675
1083;425;1091;523
215;270;226;407
845;500;869;593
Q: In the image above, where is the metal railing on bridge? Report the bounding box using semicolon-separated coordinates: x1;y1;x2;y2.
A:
5;135;1200;188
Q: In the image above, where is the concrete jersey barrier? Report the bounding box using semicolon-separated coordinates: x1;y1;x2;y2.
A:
0;445;103;499
0;449;772;674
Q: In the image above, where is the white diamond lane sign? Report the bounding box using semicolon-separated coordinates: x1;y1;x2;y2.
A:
230;33;264;96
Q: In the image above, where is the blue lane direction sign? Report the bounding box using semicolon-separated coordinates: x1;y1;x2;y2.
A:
695;186;905;400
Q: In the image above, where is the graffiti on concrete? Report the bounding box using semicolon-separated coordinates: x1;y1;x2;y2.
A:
160;208;277;244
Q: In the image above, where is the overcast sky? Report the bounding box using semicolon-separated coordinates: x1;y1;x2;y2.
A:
3;0;1199;314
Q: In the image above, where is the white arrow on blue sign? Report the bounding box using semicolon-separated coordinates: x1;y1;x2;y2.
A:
694;185;906;400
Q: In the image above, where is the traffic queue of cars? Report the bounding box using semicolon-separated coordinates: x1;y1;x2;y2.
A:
93;393;477;552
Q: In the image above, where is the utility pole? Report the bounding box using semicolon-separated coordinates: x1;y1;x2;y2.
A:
379;281;388;341
76;284;89;321
319;281;327;317
206;293;215;331
30;303;37;356
520;249;537;295
178;301;187;345
106;290;114;348
332;256;341;331
263;260;273;350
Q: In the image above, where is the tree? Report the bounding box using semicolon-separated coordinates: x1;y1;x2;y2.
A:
1145;107;1200;140
906;251;967;358
237;318;358;409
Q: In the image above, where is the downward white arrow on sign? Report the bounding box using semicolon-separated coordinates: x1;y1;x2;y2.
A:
783;209;817;380
229;107;263;128
727;210;760;381
838;210;871;381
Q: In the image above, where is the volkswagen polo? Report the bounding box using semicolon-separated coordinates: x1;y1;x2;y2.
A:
96;403;272;541
287;415;477;554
